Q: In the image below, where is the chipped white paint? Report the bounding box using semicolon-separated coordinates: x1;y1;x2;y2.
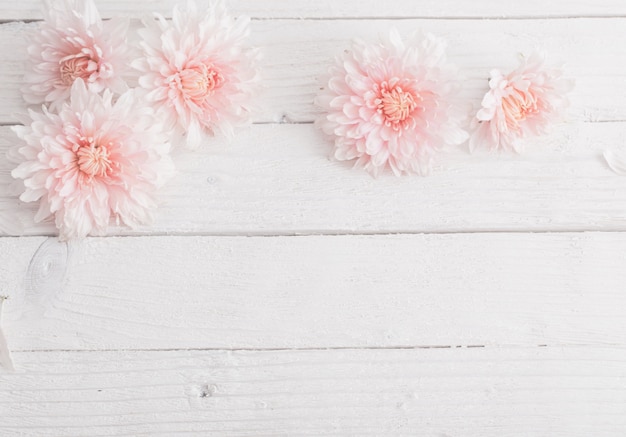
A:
1;0;626;435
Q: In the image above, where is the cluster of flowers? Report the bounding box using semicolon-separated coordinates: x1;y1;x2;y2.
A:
317;29;574;176
11;0;259;239
10;0;574;240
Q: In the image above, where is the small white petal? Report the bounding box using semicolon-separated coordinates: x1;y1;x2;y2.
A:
0;298;14;371
603;149;626;175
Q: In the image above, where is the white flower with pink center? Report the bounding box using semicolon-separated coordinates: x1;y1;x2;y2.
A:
315;29;468;176
22;0;132;110
11;79;175;240
134;0;260;149
470;52;574;152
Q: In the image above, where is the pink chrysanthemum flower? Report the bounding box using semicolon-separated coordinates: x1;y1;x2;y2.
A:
470;52;574;152
315;29;468;176
134;0;260;149
11;80;175;240
22;0;131;110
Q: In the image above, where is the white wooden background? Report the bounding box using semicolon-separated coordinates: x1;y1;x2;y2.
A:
1;1;626;435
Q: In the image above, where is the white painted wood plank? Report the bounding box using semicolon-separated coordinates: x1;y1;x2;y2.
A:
2;122;625;236
1;233;625;351
0;18;624;124
3;0;626;20
0;347;624;436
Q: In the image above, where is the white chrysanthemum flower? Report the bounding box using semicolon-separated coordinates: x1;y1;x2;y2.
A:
315;29;468;176
134;0;260;149
12;80;175;240
470;52;574;153
22;0;132;110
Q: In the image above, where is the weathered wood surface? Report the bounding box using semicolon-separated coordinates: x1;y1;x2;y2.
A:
2;233;625;351
3;0;626;20
1;347;624;436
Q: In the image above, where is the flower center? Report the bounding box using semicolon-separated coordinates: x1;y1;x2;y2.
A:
375;82;419;129
59;55;93;85
77;141;112;178
501;88;539;130
176;64;224;100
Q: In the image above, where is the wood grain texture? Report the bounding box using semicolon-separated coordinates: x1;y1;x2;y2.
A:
2;233;625;351
0;18;624;125
3;0;626;20
1;346;624;436
3;122;625;236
